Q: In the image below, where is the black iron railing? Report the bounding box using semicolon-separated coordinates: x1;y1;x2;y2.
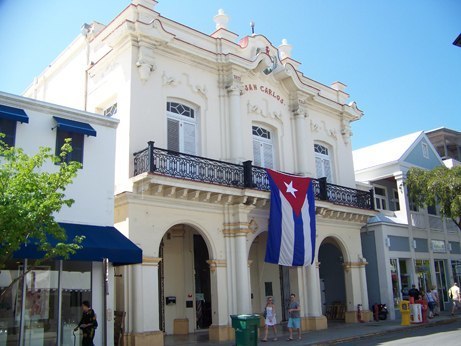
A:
133;142;374;210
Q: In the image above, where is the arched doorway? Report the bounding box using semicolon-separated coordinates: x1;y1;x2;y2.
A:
158;224;212;334
248;232;290;321
319;238;346;321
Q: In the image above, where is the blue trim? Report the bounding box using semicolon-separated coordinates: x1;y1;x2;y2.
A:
13;223;142;265
53;116;96;137
0;104;29;123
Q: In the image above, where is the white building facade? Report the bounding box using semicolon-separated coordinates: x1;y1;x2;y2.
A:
354;131;461;320
0;92;142;345
24;1;376;344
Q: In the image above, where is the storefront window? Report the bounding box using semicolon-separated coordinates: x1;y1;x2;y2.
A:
415;259;432;293
61;261;91;346
399;259;410;300
0;260;92;345
0;260;25;345
451;261;461;286
390;259;401;307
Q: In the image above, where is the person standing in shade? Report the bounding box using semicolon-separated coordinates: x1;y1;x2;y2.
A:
431;285;440;316
448;282;461;316
74;301;98;346
287;293;301;341
261;296;278;342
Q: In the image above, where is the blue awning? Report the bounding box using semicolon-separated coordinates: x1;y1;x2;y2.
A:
13;223;142;266
0;104;29;123
53;116;97;137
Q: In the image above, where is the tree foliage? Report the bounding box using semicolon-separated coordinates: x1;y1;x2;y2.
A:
0;138;84;268
406;165;461;231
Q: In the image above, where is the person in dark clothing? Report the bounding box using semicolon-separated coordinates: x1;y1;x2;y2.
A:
408;284;420;300
74;300;98;346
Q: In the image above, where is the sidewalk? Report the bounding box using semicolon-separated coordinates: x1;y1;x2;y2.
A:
164;311;460;346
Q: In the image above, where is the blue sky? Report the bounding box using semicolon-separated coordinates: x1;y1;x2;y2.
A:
0;0;459;149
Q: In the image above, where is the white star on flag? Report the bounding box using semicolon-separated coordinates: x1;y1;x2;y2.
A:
284;180;298;197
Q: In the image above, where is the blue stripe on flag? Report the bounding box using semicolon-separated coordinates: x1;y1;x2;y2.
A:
292;209;305;266
265;177;282;264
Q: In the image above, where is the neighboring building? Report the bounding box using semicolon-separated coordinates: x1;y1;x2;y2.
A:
0;92;142;345
353;131;461;320
23;0;376;344
426;127;461;168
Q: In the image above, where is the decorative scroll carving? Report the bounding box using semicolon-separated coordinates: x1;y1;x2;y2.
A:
162;71;179;87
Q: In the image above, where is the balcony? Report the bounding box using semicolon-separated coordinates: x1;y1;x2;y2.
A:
133;142;374;211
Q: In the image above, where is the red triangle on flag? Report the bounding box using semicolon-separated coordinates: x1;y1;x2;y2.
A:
266;169;312;216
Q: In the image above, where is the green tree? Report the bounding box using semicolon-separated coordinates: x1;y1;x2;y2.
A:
406;165;461;231
0;138;84;268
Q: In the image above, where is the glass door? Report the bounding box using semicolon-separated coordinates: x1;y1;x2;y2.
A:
434;260;448;311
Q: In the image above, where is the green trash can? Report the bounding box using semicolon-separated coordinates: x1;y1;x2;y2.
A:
230;314;261;346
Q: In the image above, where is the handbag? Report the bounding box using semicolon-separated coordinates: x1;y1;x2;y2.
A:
263;308;267;319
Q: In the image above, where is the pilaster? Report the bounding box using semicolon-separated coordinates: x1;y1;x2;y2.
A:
226;75;244;163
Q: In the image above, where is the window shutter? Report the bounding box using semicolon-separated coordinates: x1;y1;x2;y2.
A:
253;139;262;166
262;142;274;169
183;121;196;155
167;118;180;152
323;159;332;182
315;157;323;178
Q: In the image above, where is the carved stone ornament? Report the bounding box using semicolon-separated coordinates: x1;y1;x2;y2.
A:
341;118;352;144
162;71;179;87
310;119;321;133
136;60;156;82
247;101;282;122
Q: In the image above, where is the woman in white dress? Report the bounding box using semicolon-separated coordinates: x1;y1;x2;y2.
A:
262;296;278;342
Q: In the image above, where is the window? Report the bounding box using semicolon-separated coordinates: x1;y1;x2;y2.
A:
0;118;17;147
314;143;333;182
103;102;117;117
391;189;400;211
252;125;274;168
422;142;429;159
0;104;29;147
374;186;387;211
56;129;84;164
53;117;96;165
166;101;197;155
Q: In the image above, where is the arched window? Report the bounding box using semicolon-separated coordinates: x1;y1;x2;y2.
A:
314;143;333;182
252;125;274;168
166;101;197;155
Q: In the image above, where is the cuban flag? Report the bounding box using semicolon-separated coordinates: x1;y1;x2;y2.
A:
265;169;316;266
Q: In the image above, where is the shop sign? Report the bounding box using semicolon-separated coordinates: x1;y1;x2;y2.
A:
431;240;446;253
244;83;285;104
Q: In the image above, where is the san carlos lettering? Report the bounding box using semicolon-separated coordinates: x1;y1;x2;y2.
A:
244;84;284;104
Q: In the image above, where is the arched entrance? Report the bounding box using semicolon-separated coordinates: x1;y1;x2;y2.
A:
159;224;212;334
248;232;290;321
319;238;346;321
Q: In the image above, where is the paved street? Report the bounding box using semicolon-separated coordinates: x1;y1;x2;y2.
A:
338;321;461;345
164;312;461;345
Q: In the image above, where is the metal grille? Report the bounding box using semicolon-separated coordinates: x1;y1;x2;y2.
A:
133;143;374;210
326;183;373;209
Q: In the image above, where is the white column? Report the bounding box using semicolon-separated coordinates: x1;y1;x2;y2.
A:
227;78;244;163
360;259;369;310
293;108;310;176
132;259;161;333
306;263;323;316
235;234;251;313
208;260;229;325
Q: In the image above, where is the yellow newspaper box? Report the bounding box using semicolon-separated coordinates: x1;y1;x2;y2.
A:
399;300;410;326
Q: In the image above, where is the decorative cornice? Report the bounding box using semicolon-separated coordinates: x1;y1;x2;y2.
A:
142;257;162;266
342;261;366;272
222;228;252;237
207;259;227;272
